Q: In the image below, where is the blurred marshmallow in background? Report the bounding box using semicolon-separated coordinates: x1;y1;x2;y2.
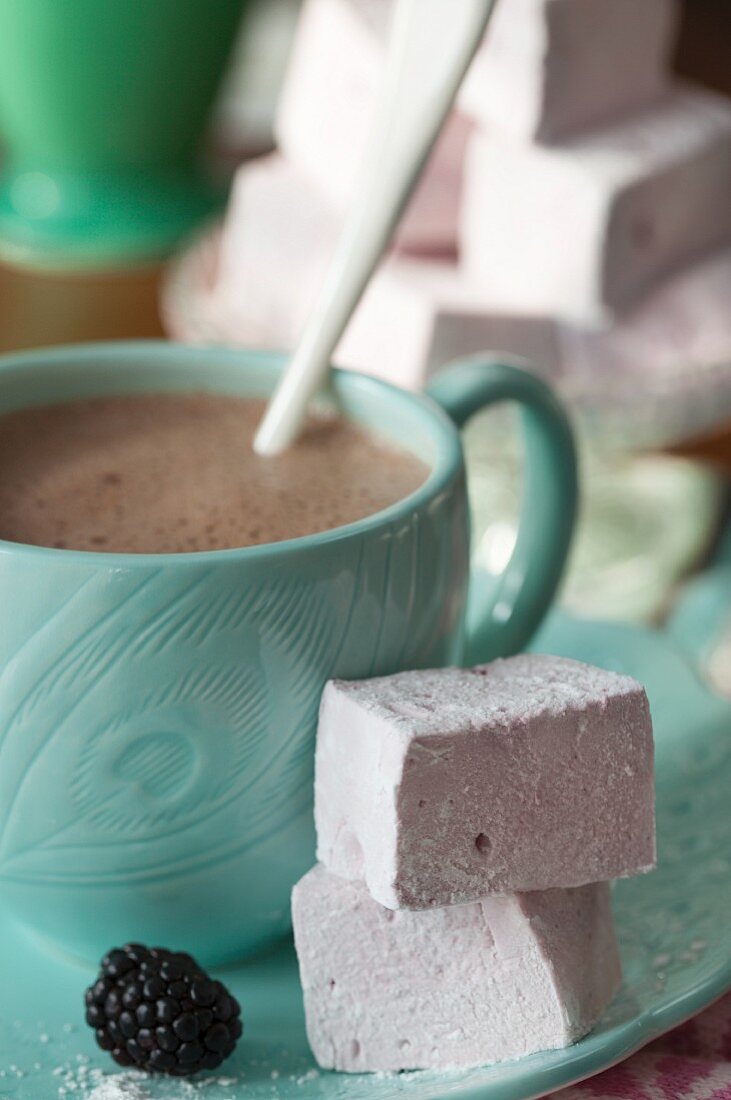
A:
459;0;678;142
215;0;302;157
461;89;731;321
274;0;471;255
163;0;731;623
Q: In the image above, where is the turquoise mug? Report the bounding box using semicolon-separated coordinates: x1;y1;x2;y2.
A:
0;343;576;964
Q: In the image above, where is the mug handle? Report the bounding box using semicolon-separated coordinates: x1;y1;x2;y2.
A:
427;356;578;665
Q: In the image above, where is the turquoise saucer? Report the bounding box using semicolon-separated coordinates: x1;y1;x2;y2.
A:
667;563;731;700
2;612;730;1100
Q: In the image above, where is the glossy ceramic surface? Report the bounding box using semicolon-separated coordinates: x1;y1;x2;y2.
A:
0;342;575;964
667;562;731;699
1;611;729;1100
0;0;245;267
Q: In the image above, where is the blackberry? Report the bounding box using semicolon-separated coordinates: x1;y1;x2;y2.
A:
85;944;243;1076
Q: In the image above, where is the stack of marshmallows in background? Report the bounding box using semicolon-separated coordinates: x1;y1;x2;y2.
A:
165;0;731;430
292;655;656;1072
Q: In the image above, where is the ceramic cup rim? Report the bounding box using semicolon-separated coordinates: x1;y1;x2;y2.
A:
0;340;464;567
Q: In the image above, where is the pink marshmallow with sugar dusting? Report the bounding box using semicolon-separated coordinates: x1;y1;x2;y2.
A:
315;655;655;910
204;161;560;389
460;0;678;142
214;154;341;350
561;247;731;380
293;865;621;1072
274;0;470;255
339;257;561;388
557;247;731;443
460;88;731;323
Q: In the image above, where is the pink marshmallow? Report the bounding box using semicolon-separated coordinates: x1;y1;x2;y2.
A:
315;655;655;910
460;0;679;142
274;0;470;255
460;88;731;322
179;162;560;388
562;248;731;379
558;248;731;444
165;154;401;367
293;865;621;1072
213;154;340;350
339;258;561;388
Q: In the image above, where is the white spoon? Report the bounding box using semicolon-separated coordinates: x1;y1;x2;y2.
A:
254;0;497;456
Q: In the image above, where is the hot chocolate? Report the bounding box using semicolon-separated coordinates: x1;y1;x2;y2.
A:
0;392;428;553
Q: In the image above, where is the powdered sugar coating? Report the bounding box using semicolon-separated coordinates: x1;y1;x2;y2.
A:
274;0;469;255
329;654;643;735
315;655;655;909
293;865;621;1072
460;0;677;142
460;89;731;321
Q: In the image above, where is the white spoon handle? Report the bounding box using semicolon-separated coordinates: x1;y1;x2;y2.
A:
254;0;497;456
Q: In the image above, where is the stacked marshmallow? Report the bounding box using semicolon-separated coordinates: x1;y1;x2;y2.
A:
292;655;656;1072
170;0;731;413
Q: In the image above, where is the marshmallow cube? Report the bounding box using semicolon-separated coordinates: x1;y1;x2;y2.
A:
460;0;679;142
293;865;621;1072
173;162;562;383
460;89;731;322
562;247;731;381
339;258;561;388
212;161;561;387
274;0;470;255
315;655;655;910
557;247;731;442
214;154;340;349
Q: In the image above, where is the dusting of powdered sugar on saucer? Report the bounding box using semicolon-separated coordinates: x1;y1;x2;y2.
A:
87;1073;150;1100
52;1061;244;1100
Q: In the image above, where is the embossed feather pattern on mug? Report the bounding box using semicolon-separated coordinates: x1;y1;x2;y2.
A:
0;510;466;889
0;568;352;884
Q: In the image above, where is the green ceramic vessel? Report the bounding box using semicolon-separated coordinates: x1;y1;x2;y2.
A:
0;0;245;268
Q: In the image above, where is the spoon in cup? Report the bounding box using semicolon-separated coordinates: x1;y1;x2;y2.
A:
253;0;497;456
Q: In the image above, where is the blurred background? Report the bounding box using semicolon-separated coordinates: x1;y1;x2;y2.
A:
0;0;729;692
